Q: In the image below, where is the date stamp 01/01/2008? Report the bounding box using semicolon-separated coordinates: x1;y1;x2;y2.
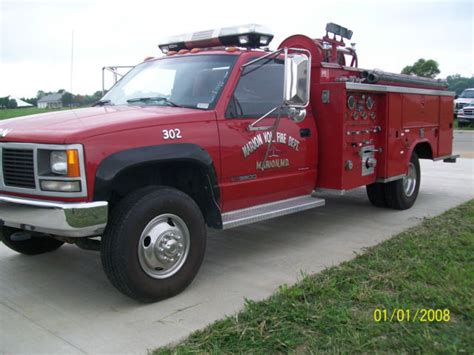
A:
373;308;451;323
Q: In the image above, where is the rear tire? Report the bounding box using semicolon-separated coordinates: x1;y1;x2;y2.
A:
384;152;420;210
101;186;207;303
0;227;64;255
366;183;387;207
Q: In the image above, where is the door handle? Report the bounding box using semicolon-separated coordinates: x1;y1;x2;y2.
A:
300;128;311;138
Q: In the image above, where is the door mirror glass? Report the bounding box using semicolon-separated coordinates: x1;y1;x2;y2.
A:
283;53;310;107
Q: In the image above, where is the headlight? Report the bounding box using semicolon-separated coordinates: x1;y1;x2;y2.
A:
50;150;80;177
50;151;68;175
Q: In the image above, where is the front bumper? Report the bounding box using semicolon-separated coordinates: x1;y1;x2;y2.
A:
0;196;108;238
458;114;474;123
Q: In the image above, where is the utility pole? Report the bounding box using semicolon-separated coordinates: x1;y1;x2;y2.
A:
70;30;74;95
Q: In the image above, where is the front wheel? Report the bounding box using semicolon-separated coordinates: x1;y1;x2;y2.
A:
100;186;207;302
384;152;421;210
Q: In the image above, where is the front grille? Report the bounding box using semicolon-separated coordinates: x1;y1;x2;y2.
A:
2;148;36;189
464;109;474;116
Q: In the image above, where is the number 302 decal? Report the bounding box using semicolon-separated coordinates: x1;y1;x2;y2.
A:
162;128;182;140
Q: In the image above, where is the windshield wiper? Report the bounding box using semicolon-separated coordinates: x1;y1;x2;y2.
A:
126;96;179;107
92;99;112;107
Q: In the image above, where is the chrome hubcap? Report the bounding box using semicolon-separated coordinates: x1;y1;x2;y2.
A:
138;214;190;279
403;162;417;197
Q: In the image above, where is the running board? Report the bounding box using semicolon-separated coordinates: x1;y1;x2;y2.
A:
221;194;325;229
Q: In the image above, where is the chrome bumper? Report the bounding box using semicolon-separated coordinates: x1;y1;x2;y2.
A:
458;114;474;121
0;196;108;238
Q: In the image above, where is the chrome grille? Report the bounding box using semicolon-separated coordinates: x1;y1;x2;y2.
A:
2;148;36;189
463;109;474;115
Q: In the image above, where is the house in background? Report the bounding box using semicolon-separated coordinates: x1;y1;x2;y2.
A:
0;95;34;109
12;97;33;108
37;92;64;109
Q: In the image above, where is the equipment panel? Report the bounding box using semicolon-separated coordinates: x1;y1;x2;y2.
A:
342;92;383;188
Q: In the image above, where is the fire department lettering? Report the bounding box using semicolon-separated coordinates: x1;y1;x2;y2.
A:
242;134;264;158
256;158;290;170
242;132;301;158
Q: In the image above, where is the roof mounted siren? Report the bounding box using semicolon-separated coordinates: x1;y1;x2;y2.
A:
158;24;274;54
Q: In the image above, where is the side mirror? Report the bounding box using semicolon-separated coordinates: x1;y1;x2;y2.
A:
454;94;459;99
283;52;310;108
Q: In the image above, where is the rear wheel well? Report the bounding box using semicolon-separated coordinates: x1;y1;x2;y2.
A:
107;162;221;228
414;142;433;160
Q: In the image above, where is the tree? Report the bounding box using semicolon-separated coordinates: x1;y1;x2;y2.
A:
401;58;440;78
446;74;474;95
0;96;18;109
61;92;74;106
21;97;38;106
92;91;103;100
7;99;17;109
0;96;9;108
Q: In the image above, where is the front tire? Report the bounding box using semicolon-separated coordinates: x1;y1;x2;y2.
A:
0;227;64;255
101;186;207;302
384;152;421;210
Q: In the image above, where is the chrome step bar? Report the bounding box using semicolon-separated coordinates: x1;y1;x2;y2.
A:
221;194;325;229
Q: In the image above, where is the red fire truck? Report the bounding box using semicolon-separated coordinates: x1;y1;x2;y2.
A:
0;24;457;302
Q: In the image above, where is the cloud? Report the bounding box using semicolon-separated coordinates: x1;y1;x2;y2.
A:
1;0;472;97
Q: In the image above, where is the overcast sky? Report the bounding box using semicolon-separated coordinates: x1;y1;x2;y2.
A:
1;0;472;98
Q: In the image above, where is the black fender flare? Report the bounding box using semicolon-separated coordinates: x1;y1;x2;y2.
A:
93;143;222;227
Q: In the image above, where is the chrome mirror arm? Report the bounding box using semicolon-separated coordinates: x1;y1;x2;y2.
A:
259;109;284;171
247;105;282;132
241;49;284;70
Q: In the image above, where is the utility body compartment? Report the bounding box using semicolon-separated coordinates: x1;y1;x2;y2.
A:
310;76;454;192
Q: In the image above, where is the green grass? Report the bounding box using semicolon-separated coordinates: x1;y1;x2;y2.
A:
155;200;474;354
454;117;474;130
0;107;70;120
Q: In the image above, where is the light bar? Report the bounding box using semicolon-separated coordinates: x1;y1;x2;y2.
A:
158;24;274;53
326;22;353;40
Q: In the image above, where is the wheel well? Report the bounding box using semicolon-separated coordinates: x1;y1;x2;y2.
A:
107;162;222;228
414;142;433;160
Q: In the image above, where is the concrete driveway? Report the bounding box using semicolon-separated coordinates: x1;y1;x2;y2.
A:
1;156;473;353
454;129;474;158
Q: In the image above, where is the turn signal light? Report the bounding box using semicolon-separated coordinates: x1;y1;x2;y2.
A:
67;149;80;177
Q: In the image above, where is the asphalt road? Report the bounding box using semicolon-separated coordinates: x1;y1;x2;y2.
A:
0;138;473;354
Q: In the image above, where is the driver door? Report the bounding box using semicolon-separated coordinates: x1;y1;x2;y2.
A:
217;56;317;212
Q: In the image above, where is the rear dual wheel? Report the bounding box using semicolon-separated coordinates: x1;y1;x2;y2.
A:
366;152;420;210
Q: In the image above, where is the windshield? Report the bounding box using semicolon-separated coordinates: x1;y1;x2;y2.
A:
102;55;237;109
460;90;474;98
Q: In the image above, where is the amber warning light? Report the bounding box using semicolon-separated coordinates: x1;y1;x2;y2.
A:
67;149;80;177
158;24;274;53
